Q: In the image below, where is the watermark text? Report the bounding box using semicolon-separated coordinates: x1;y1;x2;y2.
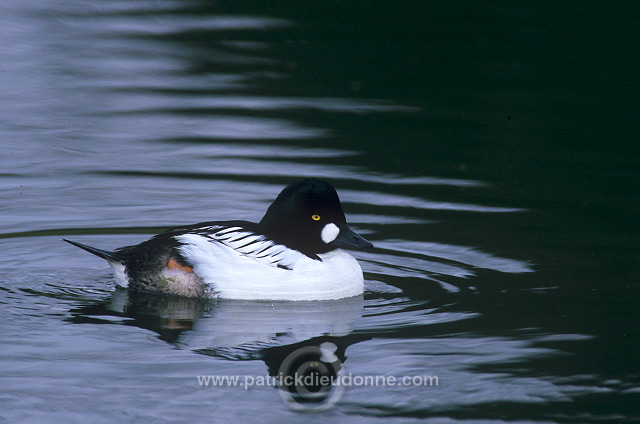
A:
197;373;439;390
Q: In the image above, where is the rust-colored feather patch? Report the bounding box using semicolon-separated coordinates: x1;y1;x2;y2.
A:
167;258;193;273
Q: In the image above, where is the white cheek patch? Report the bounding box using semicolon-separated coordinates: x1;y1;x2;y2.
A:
321;223;340;244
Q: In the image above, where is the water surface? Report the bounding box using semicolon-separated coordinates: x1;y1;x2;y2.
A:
1;1;638;423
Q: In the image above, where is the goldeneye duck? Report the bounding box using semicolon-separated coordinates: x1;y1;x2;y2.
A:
65;178;373;300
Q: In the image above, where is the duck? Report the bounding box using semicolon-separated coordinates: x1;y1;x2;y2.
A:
64;178;373;300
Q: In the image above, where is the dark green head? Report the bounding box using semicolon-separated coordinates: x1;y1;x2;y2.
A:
259;178;373;257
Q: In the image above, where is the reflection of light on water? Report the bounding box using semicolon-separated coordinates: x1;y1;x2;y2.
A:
113;95;421;114
357;239;532;294
93;158;491;190
348;335;602;412
362;308;478;331
379;240;533;274
349;214;433;225
82;15;295;34
359;240;532;281
357;296;478;332
180;296;364;351
88;115;331;142
363;252;475;279
343;190;525;213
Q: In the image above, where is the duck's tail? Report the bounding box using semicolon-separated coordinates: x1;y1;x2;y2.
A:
63;239;124;263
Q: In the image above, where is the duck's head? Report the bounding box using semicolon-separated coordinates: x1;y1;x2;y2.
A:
259;178;373;257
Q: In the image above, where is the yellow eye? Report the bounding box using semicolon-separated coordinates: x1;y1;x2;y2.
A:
312;214;321;221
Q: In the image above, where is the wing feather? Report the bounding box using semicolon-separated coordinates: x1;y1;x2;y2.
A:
173;224;302;269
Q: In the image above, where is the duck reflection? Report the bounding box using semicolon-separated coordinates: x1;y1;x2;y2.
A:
68;289;367;410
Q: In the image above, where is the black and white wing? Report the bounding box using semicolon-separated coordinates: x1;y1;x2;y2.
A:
173;223;304;270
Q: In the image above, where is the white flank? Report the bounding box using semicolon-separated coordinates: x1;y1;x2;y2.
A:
175;228;364;300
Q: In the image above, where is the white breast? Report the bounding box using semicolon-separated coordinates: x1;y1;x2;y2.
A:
175;233;364;301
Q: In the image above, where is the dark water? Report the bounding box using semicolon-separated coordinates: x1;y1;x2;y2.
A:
1;1;638;422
